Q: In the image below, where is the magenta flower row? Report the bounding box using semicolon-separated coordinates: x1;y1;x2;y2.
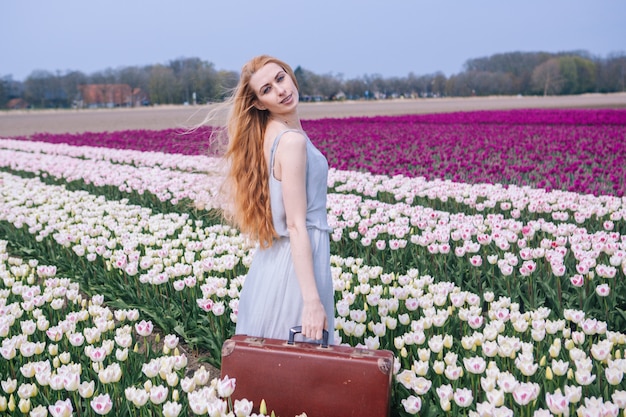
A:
304;109;626;197
11;108;626;197
19;127;216;156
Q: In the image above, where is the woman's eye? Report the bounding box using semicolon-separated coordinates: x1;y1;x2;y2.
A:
277;75;285;82
262;86;270;94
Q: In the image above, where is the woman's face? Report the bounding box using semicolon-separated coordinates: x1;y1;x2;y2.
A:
249;62;299;116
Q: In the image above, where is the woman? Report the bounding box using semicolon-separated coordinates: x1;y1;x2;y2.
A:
220;55;334;344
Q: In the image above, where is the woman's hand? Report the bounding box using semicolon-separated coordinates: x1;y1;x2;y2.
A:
301;299;327;341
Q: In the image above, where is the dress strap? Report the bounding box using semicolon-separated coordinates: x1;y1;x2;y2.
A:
269;129;304;177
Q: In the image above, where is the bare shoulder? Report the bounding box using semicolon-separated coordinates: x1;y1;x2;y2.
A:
280;130;306;146
277;130;307;155
275;131;307;180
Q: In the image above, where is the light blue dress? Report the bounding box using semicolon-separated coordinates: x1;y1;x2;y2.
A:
235;129;335;345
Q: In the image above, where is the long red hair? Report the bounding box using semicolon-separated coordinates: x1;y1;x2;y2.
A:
222;55;299;248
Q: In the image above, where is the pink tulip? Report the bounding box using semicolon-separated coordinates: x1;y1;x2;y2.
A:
453;387;473;407
595;283;610;297
545;390;569;415
470;255;482;267
48;399;73;417
401;395;422;414
463;356;486;374
196;298;214;312
217;375;237;398
90;393;113;415
569;274;584;287
45;326;63;342
88;346;107;362
436;384;453;402
135;320;153;337
512;382;539;406
163;401;183;417
467;314;484;329
149;385;169;405
612;390;626;408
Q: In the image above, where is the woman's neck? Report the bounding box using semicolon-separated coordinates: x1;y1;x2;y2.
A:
269;115;302;131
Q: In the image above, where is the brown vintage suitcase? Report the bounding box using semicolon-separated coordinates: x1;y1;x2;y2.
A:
220;327;394;417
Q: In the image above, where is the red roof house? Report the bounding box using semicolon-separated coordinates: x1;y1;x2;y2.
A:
78;84;147;107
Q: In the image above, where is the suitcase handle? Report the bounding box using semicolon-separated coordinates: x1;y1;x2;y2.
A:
288;326;329;348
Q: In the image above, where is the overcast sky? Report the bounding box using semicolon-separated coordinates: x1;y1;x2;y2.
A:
2;0;625;81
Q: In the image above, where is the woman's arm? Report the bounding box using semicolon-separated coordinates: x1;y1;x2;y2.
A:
276;131;327;340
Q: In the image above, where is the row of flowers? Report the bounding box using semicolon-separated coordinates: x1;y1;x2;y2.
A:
2;108;625;415
4;232;626;417
9;109;626;197
0;138;219;173
2;183;626;416
10;127;216;156
1;141;624;329
329;256;626;416
0;239;277;417
3;137;626;229
308;110;626;197
0;140;222;209
1;163;626;414
0;170;251;353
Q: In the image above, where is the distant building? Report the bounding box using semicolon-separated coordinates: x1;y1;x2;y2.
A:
6;98;29;109
77;84;148;108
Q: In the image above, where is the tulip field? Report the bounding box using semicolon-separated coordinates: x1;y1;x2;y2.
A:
1;108;626;416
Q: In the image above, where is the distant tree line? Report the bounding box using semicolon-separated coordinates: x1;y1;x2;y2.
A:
1;50;625;109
